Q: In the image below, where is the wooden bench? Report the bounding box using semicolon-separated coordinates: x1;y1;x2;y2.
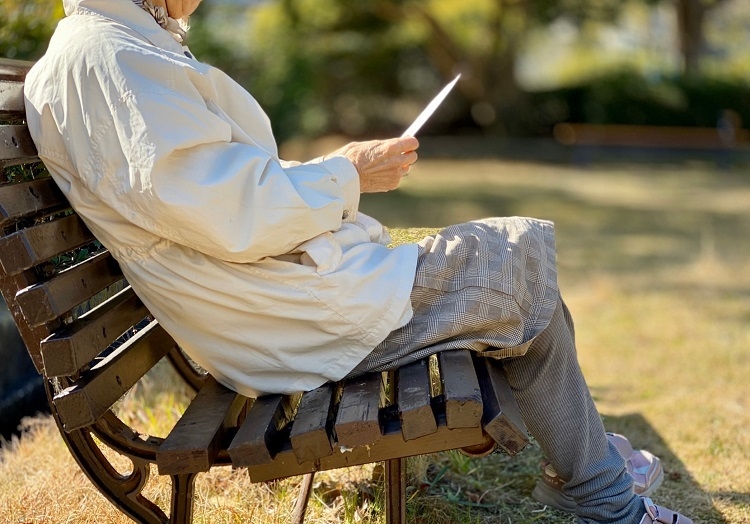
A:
0;57;528;523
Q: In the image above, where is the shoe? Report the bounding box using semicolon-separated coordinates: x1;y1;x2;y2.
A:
639;497;692;523
605;433;664;496
531;433;664;512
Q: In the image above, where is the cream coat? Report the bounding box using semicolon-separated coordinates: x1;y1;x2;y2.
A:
25;0;418;396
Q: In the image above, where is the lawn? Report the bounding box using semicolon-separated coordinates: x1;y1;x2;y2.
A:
1;154;749;523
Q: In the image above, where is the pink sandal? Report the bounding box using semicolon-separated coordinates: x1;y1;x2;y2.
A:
639;497;693;524
606;433;664;496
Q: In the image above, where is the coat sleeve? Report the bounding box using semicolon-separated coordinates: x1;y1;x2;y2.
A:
89;88;360;263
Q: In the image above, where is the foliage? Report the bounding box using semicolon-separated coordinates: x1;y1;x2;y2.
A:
3;0;746;142
234;0;433;141
525;71;750;134
225;0;747;142
0;0;64;60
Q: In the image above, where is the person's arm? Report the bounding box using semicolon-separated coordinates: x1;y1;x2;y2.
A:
91;89;360;263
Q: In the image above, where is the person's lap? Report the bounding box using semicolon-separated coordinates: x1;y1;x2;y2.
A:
349;217;559;375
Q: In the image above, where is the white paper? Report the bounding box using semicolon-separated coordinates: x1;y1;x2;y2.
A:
401;74;461;137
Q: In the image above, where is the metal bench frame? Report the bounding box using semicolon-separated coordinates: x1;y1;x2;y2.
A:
1;57;528;524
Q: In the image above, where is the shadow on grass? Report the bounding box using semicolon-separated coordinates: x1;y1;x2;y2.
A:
390;413;727;524
602;413;729;524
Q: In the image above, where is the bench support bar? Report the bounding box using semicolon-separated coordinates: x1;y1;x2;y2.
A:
385;458;406;524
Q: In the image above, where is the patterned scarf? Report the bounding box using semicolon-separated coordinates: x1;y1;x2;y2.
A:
132;0;189;43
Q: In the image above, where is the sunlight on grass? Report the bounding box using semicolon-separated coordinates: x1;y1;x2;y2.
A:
2;158;749;523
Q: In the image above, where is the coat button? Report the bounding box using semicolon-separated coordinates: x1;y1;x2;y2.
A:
342;210;350;219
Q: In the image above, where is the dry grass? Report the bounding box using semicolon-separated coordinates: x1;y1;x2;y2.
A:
2;156;749;523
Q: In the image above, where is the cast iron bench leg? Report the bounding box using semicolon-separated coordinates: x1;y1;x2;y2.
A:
170;473;197;523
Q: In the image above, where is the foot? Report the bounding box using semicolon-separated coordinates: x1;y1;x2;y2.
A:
639;497;692;524
531;433;664;513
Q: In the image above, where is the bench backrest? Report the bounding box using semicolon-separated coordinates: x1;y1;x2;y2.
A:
1;58;201;436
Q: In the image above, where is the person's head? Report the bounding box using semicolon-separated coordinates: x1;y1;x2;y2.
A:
148;0;202;21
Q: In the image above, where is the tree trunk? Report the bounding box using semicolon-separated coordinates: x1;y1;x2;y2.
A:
675;0;728;78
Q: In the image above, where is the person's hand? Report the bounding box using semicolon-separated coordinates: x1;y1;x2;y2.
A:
328;137;419;193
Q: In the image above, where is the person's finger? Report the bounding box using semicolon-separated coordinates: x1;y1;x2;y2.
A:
402;150;418;165
381;136;419;155
364;155;415;175
401;136;419;152
381;150;417;170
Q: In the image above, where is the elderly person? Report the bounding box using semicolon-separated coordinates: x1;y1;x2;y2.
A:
24;1;690;523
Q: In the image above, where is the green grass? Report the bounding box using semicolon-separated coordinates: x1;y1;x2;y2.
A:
2;157;749;523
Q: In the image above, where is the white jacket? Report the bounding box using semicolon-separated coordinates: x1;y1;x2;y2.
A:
25;0;418;396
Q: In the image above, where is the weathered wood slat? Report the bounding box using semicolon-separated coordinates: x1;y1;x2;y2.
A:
334;373;383;448
157;377;246;475
0;177;67;228
397;359;437;441
41;286;149;377
53;321;177;431
0;58;33;119
473;356;529;455
15;251;123;327
228;395;295;467
0;125;38;167
289;382;335;464
438;350;483;429
0;270;57;372
245;411;485;483
0;58;34;113
0;58;33;81
0;213;94;276
0;79;25;118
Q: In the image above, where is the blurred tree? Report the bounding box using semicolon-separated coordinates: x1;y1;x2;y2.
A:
2;0;734;140
0;0;64;60
672;0;730;77
242;0;642;138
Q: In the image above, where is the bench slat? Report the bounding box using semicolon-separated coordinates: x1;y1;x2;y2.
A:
53;320;177;431
16;251;123;327
397;359;437;441
245;410;485;483
473;356;529;455
0;58;33;81
0;213;94;276
41;286;149;377
0;59;33;119
0;270;57;373
0;125;38;167
157;376;246;475
228;395;295;467
334;373;383;448
0;177;67;228
0;84;25;119
289;382;335;463
438;350;483;429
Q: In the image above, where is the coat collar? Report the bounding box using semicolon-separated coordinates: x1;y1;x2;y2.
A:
62;0;184;55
